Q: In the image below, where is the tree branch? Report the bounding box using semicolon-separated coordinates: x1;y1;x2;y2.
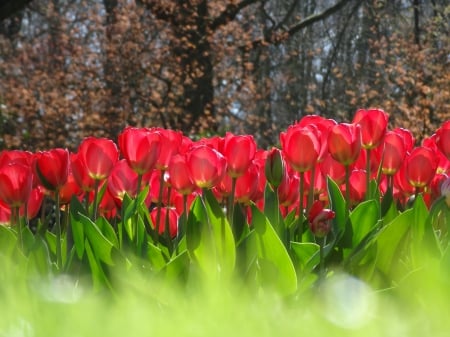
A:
209;0;261;31
286;0;354;38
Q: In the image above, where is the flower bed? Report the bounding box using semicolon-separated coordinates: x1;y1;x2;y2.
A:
0;109;449;336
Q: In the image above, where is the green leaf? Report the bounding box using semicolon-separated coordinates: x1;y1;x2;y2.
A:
290;242;320;274
0;225;17;257
96;216;119;248
147;242;168;272
70;196;87;258
85;240;111;290
77;213;115;266
350;200;380;246
250;204;297;296
164;250;189;283
374;208;413;278
264;184;285;243
327;177;347;240
186;191;236;281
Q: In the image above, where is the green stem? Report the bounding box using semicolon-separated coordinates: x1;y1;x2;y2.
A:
92;179;100;221
55;191;63;270
345;164;351;217
307;165;316;212
298;172;305;243
365;148;371;200
155;171;165;238
319;236;326;280
136;173;143;196
228;177;237;227
13;207;22;251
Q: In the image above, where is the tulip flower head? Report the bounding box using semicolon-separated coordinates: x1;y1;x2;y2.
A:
265;147;285;189
78;137;119;181
187;145;227;189
33;148;70;191
280;124;321;173
328;123;361;166
353;108;389;149
222;132;257;178
118;127;161;175
436;120;450;160
308;200;335;238
405;146;437;189
0;162;33;208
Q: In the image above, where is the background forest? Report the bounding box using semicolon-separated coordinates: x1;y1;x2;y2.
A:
0;0;449;150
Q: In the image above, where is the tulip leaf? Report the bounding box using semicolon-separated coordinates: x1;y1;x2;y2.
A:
327;177;353;248
77;212;115;266
186;190;236;281
290;242;320;274
250;204;297;296
374;208;413;279
164;250;189;283
70;195;87;259
85;239;112;290
0;225;17;257
264;184;285;243
350;200;380;246
96;216;119;248
147;242;168;272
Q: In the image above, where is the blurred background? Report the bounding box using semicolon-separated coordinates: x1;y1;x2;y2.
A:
0;0;448;150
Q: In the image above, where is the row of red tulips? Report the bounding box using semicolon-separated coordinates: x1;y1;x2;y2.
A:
0;109;449;239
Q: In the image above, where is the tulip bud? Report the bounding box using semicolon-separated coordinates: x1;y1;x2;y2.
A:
265;148;285;188
308;200;335;238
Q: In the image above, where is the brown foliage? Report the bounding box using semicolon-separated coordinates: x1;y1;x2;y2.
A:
0;0;448;150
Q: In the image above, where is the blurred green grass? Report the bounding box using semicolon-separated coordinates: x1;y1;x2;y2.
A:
1;253;450;337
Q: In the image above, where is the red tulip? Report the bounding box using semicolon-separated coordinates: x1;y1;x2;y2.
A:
0;162;33;207
59;170;82;205
118;127;161;175
222;132;257;178
150;207;179;238
217;162;259;204
348;169;367;204
96;186;117;219
278;173;300;207
265;148;285;189
436;120;450;160
71;152;96;192
392;127;415;153
78;137;119;180
308;200;335;238
422;135;450;175
0;187;43;225
148;170;170;205
280;124;320;173
187;145;227;189
405;147;437;189
381;131;406;175
107;160;139;206
168;154;196;195
328;123;361;166
320;153;346;185
33;148;70;191
154;128;183;171
297;115;336;161
352;108;389;149
0;150;33;167
305;165;326;198
0;200;10;225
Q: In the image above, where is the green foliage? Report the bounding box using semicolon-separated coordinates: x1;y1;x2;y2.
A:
0;178;449;336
